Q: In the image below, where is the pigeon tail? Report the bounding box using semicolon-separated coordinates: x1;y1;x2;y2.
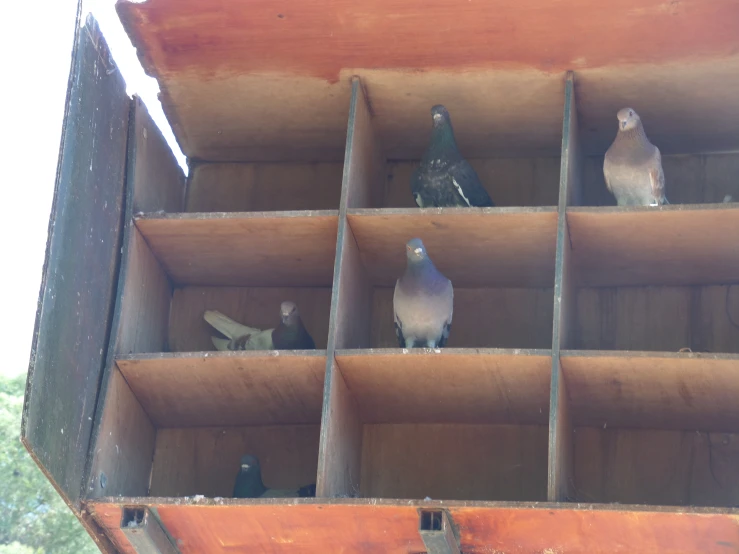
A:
204;310;263;339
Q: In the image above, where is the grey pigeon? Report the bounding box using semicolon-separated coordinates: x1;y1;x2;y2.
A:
393;238;453;348
204;301;315;351
603;108;669;206
232;455;316;498
411;105;495;208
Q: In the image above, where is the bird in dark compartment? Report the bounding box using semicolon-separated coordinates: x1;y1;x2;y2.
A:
603;108;669;206
233;455;316;498
411;104;495;208
393;238;454;348
204;301;315;351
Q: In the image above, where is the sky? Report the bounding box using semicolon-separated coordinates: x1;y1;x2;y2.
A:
0;0;182;378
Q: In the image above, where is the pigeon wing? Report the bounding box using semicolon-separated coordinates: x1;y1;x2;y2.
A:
450;161;494;207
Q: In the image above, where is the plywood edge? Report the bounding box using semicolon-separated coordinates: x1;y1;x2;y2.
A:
134;210;340;221
568;203;739;214
347;206;558;216
116;350;329;364
335;347;552;357
561;350;739;362
86;497;739;514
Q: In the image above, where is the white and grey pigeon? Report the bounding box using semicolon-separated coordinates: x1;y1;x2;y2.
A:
203;301;315;351
232;455;316;498
393;238;453;348
603;108;669;206
411;105;495;208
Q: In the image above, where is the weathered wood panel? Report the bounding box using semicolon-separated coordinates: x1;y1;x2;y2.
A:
186;162;344;212
573;427;739;507
575;285;739;353
149;426;320;497
360;424;549;501
21;14;130;506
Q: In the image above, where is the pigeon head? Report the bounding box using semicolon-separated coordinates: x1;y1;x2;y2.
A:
431;105;451;128
280;301;299;325
617;108;641;131
240;454;260;472
405;238;429;263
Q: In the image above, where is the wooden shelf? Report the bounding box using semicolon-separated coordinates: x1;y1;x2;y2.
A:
335;349;551;424
568;204;739;287
347;208;558;287
561;350;739;432
134;211;338;287
116;351;326;427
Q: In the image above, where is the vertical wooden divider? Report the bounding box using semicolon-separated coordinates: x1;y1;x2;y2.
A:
316;77;385;497
547;72;582;502
83;97;186;501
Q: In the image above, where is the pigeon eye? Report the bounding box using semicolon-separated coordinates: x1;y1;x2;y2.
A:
629;111;633;116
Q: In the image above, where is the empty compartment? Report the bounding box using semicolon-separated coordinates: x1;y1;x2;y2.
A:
334;349;552;500
88;354;324;499
567;205;739;353
562;350;739;507
347;208;558;349
185;162;344;212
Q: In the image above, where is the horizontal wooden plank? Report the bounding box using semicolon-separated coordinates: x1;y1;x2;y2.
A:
568;205;739;287
561;350;739;432
335;349;551;424
347;208;558;287
118;1;739;161
134;211;338;286
116;351;326;427
89;501;739;553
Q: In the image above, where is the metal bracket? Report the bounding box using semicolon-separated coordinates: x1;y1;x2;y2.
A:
120;507;181;554
418;509;461;554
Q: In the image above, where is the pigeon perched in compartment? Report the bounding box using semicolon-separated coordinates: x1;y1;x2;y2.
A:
203;301;315;351
393;238;454;348
411;105;495;208
233;455;316;499
603;108;669;206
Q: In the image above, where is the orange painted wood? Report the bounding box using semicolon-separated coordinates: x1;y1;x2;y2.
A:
90;500;739;553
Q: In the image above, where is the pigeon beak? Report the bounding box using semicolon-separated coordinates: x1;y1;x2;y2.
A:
621;121;627;129
414;248;423;256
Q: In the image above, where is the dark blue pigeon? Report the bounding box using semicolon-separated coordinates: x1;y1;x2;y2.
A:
411;105;495;208
393;238;454;348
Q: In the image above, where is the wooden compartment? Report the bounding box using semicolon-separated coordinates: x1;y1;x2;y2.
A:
562;351;739;507
569;205;739;353
333;349;552;500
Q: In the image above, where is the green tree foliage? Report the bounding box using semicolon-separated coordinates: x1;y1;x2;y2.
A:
0;375;97;554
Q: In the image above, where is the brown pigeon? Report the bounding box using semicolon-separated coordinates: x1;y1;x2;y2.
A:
603;108;668;206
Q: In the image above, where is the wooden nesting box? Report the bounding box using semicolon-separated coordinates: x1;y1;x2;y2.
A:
22;1;739;552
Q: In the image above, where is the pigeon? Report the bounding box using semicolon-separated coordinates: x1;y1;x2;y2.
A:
203;301;315;351
603;108;669;206
232;455;316;498
411;105;495;208
393;238;453;348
